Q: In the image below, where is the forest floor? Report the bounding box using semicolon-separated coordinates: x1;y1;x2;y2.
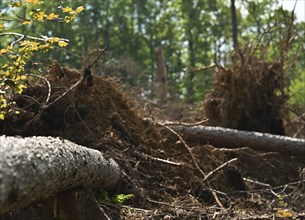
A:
1;65;305;219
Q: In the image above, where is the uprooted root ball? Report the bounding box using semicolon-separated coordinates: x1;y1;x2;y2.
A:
204;50;287;135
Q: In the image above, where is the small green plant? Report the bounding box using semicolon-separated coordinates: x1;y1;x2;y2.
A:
114;194;134;205
100;190;134;205
278;194;288;207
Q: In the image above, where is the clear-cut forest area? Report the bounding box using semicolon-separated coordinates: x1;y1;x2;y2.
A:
0;0;305;219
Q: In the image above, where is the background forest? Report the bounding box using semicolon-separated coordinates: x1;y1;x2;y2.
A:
1;1;305;219
1;0;304;108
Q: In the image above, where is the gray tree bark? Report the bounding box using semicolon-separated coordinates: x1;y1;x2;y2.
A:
0;135;121;215
173;125;305;156
155;46;168;105
231;0;238;49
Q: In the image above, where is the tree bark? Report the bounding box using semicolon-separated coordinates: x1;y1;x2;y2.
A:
0;135;121;215
155;46;168;105
231;0;238;49
173;125;305;156
187;25;195;104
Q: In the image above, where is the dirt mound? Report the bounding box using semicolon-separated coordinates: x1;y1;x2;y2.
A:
1;62;304;219
1;62;156;146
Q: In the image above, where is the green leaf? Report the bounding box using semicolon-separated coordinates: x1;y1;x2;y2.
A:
114;194;134;205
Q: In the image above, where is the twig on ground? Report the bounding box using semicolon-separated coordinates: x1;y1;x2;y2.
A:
211;191;224;209
134;150;182;166
202;158;238;183
147;118;230;209
43;75;83;110
122;205;151;213
242;178;272;188
148;119;206;177
147;198;175;207
293;124;304;138
25;73;51;105
227;180;301;195
74;110;100;143
99;206;112;220
20;95;42;107
156;118;209;127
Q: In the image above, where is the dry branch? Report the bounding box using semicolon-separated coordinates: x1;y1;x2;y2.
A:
153;121;206;177
202;158;238;183
0;135;121;214
173;125;305;156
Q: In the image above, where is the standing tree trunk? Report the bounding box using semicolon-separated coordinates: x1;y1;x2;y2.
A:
186;26;195;103
0;135;121;215
231;0;238;49
155;46;168;105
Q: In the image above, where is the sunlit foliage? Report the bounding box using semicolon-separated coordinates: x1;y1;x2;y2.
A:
0;0;83;119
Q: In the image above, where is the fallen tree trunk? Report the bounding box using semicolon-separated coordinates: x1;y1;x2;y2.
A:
0;135;121;215
173;125;305;156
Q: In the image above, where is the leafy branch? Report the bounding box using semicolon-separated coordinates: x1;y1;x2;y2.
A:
0;0;84;120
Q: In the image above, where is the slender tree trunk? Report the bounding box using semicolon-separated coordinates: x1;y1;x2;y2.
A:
154;47;168;105
103;0;111;44
231;0;238;49
187;26;195;103
149;13;157;90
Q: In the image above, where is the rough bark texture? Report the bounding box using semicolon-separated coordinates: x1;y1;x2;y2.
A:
155;46;167;105
174;125;305;156
231;0;238;48
0;135;121;215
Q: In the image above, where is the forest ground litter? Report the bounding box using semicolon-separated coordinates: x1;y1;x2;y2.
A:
0;62;304;219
